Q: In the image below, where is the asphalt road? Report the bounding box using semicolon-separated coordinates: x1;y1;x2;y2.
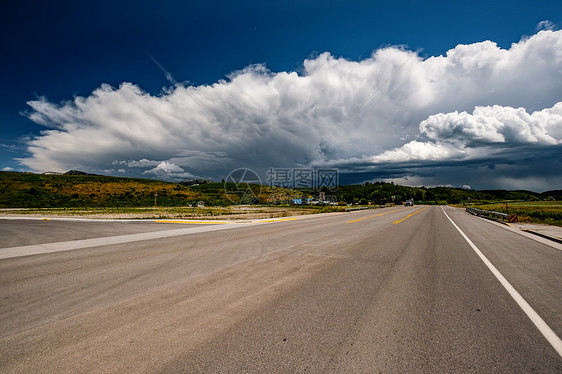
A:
0;206;560;373
0;219;205;249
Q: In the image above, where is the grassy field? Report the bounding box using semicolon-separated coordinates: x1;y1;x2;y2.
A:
0;205;347;220
476;201;562;226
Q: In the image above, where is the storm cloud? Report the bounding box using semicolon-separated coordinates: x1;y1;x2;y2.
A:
20;29;562;190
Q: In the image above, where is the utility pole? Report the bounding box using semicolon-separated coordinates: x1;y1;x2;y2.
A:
154;193;158;207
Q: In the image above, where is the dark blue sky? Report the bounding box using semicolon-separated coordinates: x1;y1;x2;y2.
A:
1;0;561;189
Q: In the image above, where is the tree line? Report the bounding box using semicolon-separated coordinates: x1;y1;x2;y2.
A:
305;182;561;205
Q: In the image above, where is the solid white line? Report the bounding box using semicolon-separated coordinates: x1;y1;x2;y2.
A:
0;223;244;260
441;206;562;358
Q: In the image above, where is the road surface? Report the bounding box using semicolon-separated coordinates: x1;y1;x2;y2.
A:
1;206;560;373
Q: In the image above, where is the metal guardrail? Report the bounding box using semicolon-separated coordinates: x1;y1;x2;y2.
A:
466;207;518;222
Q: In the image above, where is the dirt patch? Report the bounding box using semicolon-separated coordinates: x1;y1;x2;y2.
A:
0;206;346;221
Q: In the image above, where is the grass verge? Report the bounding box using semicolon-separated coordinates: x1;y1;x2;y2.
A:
475;201;562;226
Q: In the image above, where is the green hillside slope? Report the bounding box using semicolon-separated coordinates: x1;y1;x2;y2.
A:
0;172;202;208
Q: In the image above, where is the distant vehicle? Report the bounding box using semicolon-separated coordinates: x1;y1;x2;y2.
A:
404;199;414;206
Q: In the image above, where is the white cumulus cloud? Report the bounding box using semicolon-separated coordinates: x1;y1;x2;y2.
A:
536;20;556;31
17;29;562;190
143;161;196;181
420;103;561;146
371;141;466;163
146;161;185;174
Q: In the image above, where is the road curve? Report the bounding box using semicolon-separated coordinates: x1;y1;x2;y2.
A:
0;206;560;373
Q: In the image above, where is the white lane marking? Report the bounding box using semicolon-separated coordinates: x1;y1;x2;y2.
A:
0;223;246;260
441;206;562;358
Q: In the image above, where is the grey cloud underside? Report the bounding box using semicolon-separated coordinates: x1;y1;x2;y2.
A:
19;29;562;190
338;145;562;191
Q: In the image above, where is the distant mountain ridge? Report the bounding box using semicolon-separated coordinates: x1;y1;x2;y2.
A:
63;170;98;176
179;178;213;187
41;170;99;176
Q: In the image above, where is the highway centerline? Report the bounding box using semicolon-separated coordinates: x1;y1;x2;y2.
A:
346;207;410;223
441;206;562;358
392;206;428;224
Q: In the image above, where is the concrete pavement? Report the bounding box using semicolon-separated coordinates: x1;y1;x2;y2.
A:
510;222;562;244
0;206;560;373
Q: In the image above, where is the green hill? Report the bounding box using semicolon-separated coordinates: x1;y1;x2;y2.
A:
0;172;307;208
0;172;203;208
1;171;559;208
